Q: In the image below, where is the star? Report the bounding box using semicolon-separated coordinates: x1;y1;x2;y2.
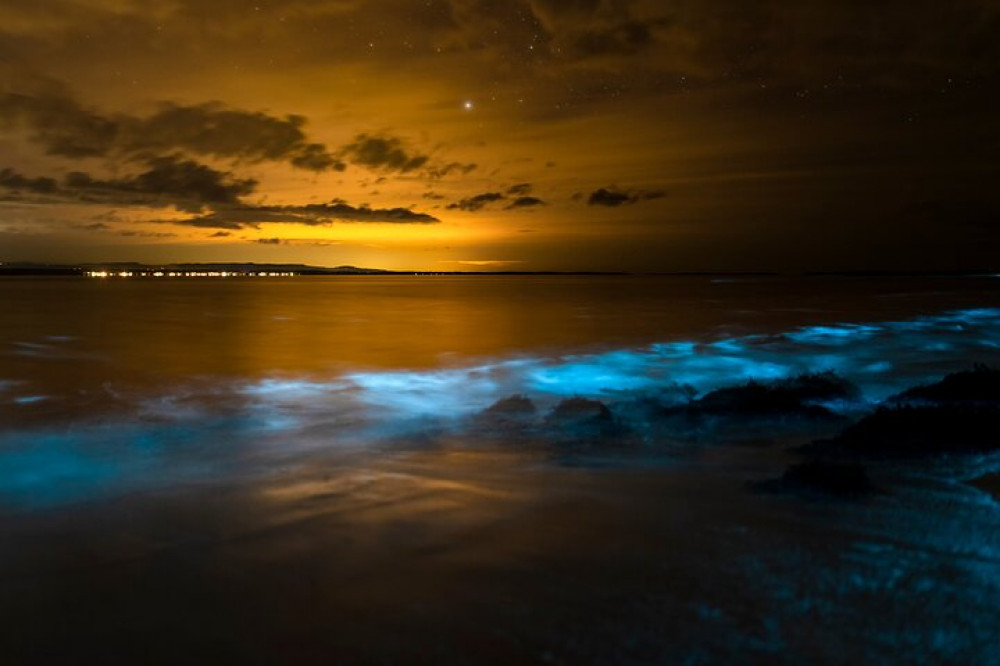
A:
463;100;475;111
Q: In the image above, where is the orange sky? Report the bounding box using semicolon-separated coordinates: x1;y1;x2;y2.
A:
1;1;998;271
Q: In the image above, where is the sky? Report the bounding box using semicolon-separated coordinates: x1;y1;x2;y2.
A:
0;0;997;271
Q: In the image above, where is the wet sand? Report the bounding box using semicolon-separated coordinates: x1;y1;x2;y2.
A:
3;441;998;665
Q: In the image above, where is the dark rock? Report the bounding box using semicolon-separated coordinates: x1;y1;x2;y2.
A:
543;398;628;447
546;398;613;426
483;395;537;418
666;373;857;422
690;382;833;419
891;365;1000;405
472;395;539;438
773;371;860;402
815;404;1000;457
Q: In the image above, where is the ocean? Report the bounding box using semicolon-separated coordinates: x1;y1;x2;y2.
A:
2;275;1000;664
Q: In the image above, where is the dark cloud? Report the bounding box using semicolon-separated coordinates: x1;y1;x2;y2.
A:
0;167;58;194
506;196;545;209
0;156;257;211
587;187;664;207
290;143;347;172
448;189;548;212
120;102;342;170
176;215;249;230
587;188;630;206
64;155;258;212
506;183;533;195
0;83;117;157
176;199;440;229
425;161;478;179
117;230;176;238
247;236;341;246
447;192;505;212
339;133;429;173
0;157;442;232
0;80;343;171
423;191;446;200
208;231;232;238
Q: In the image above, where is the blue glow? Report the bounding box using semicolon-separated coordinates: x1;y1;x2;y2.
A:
344;366;504;415
0;422;243;507
651;341;698;357
241;378;348;398
228;307;1000;420
710;339;746;353
3;306;1000;507
0;435;120;506
13;395;47;405
785;324;881;346
528;361;659;395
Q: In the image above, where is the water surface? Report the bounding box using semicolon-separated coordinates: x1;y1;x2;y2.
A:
2;275;1000;664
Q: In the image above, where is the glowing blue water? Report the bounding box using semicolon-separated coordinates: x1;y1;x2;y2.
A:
3;307;1000;507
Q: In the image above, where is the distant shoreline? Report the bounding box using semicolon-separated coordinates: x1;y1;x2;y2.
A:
0;264;997;278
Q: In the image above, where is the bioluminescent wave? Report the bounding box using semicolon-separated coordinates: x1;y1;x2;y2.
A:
242;306;1000;428
3;307;1000;507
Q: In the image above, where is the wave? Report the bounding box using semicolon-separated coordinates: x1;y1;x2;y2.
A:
4;307;1000;507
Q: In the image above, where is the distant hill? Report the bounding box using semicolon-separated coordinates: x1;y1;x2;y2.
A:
0;262;395;276
3;262;997;278
0;261;631;277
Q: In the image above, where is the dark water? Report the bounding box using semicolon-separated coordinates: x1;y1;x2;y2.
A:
2;276;1000;664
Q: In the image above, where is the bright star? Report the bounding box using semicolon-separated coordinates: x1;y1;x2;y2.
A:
463;100;474;111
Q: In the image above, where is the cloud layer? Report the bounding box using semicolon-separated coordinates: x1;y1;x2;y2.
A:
176;200;440;230
0;80;344;171
587;187;664;207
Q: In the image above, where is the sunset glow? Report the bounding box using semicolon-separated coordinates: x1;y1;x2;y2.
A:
1;1;996;272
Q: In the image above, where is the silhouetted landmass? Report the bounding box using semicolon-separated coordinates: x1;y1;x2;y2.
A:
0;264;82;276
6;262;1000;277
751;460;875;498
0;261;628;276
